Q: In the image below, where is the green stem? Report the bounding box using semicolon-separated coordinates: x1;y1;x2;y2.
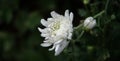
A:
71;40;76;61
104;0;110;24
105;0;110;14
93;0;110;19
74;24;82;30
93;10;105;18
76;30;85;41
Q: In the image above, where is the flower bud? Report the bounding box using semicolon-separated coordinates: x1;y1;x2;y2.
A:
83;17;96;29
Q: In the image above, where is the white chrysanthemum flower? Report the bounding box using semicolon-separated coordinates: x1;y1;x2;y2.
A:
38;10;73;56
83;17;96;29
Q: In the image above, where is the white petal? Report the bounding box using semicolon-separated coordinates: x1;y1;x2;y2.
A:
43;39;53;43
41;33;48;37
38;27;48;33
65;10;69;18
41;19;48;27
54;39;63;44
67;32;72;39
45;37;49;40
49;44;56;51
38;27;42;32
47;18;53;21
53;36;62;42
51;11;61;18
47;18;54;24
55;40;69;56
41;42;52;47
55;44;60;56
70;12;73;21
61;40;69;49
43;40;49;42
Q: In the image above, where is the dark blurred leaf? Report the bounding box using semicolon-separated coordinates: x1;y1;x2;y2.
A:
0;31;14;52
15;11;29;34
4;10;12;24
17;49;44;61
78;9;87;17
26;30;41;48
0;0;19;9
25;12;41;29
0;10;12;24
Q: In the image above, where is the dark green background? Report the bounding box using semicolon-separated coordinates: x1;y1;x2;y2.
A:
0;0;120;61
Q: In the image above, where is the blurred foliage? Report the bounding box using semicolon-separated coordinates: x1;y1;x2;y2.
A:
0;0;120;61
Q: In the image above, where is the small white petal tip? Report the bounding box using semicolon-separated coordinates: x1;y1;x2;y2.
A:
41;43;52;47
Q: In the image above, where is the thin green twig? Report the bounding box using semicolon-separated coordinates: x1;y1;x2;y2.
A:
74;24;82;30
93;10;105;18
76;30;85;41
71;40;76;61
104;0;110;14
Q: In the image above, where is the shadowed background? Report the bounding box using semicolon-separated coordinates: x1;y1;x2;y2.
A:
0;0;120;61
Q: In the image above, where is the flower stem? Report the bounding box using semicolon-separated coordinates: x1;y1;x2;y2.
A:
93;10;105;18
76;30;85;41
71;40;77;61
105;0;110;14
74;24;82;30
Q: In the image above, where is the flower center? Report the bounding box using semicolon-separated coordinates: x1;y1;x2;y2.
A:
50;21;61;37
51;21;60;31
